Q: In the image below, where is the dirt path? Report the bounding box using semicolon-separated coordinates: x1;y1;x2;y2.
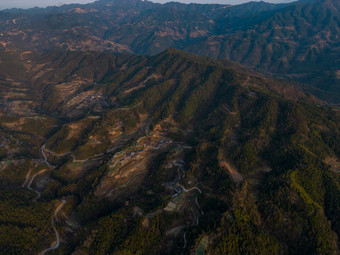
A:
41;144;55;169
22;168;32;188
106;171;144;197
178;184;203;226
224;161;243;183
222;104;237;115
22;167;66;255
118;102;142;111
178;184;202;194
21;144;66;254
43;146;72;158
27;169;48;201
195;197;203;215
183;231;187;249
40;200;66;255
218;150;243;184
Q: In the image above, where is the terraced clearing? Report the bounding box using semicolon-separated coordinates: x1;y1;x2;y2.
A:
0;160;15;171
325;157;340;173
164;193;186;212
66;156;103;179
196;235;209;255
99;130;173;197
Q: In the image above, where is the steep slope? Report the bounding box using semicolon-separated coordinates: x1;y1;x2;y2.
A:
0;49;339;254
187;0;340;102
1;0;339;102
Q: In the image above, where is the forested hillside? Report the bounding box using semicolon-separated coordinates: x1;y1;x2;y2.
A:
0;49;339;254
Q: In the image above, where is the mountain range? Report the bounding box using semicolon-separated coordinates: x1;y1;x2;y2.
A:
0;0;339;102
0;48;339;254
0;1;340;254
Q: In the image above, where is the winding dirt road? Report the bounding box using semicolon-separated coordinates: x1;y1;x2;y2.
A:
43;146;72;158
183;231;187;249
26;169;48;201
22;168;32;188
21;144;66;254
41;144;55;169
41;200;66;255
178;184;202;194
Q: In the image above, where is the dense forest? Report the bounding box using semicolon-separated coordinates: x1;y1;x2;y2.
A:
0;49;339;254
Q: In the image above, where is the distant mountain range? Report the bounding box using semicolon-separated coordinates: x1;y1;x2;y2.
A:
0;0;339;103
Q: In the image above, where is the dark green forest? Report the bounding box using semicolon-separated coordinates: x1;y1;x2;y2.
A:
0;49;339;254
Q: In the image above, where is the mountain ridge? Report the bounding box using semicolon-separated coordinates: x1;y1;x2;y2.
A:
0;0;339;103
1;0;340;253
0;48;339;254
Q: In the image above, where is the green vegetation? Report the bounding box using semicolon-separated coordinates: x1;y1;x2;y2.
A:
0;49;339;254
86;209;172;255
209;183;280;255
0;189;55;254
0;160;31;187
46;118;95;154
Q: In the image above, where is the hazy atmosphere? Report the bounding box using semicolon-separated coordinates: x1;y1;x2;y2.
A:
0;0;295;10
0;0;339;253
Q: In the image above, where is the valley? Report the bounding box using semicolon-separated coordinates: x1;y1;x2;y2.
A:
0;29;339;255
